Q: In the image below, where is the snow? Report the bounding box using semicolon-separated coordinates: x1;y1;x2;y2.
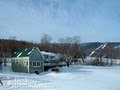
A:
27;49;34;55
25;48;27;51
89;51;95;56
14;52;17;54
0;65;120;90
89;44;103;57
41;51;59;59
89;43;107;57
102;43;107;49
41;51;56;56
114;45;120;49
17;52;22;58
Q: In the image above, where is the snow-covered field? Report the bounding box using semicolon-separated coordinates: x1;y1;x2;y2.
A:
0;65;120;90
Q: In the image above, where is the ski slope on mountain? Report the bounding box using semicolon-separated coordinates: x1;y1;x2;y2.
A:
0;65;120;90
89;43;107;57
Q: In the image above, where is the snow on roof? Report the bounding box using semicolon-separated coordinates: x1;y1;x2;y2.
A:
12;47;37;57
25;48;27;51
41;51;59;59
41;51;55;56
17;52;23;57
27;48;35;55
17;52;20;54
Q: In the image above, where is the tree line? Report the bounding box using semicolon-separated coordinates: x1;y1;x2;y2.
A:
0;35;84;63
0;34;118;66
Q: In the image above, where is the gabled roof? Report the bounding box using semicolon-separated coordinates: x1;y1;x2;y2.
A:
12;47;36;58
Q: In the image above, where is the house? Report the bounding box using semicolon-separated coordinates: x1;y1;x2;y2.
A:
41;51;60;70
41;51;59;64
11;47;44;74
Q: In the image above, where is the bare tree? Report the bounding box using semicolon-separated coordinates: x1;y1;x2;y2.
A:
58;36;81;64
40;34;52;52
103;45;118;66
80;52;86;64
41;34;52;44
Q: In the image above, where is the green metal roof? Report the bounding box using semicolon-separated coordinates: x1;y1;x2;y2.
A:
12;47;36;57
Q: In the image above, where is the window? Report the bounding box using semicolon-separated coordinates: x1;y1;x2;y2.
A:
41;62;43;66
16;62;18;65
32;62;41;67
30;62;32;66
44;55;49;59
50;56;55;59
26;62;28;65
37;62;40;66
33;62;36;66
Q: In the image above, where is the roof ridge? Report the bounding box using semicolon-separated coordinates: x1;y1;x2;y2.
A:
12;47;38;57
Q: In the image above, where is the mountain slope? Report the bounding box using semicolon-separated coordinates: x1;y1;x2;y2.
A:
81;42;120;58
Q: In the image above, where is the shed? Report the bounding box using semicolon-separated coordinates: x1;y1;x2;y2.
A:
11;47;44;74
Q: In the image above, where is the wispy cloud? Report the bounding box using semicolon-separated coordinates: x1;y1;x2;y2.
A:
0;0;120;42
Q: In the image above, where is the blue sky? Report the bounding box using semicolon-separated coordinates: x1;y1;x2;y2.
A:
0;0;120;42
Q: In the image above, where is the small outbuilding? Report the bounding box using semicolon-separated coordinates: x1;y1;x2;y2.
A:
11;47;44;74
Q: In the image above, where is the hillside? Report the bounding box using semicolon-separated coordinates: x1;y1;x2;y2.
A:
0;39;37;57
81;42;120;58
1;39;120;58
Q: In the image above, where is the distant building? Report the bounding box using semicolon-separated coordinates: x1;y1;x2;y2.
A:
11;47;44;74
41;51;60;66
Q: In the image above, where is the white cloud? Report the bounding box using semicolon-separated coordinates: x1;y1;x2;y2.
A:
0;0;120;42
